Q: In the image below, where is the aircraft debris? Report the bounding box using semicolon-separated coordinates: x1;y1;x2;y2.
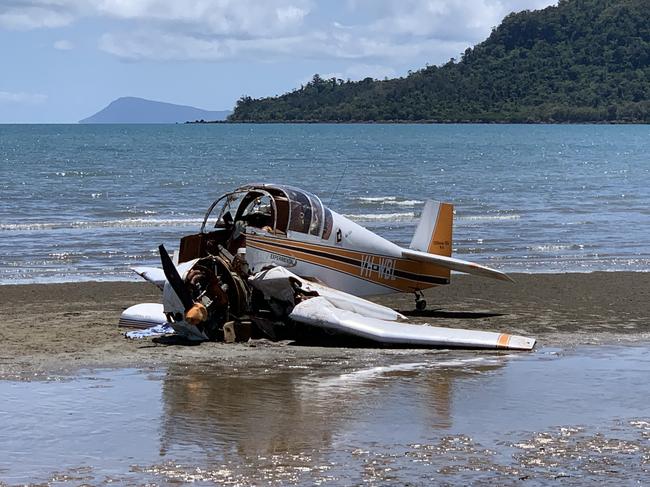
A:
120;183;535;350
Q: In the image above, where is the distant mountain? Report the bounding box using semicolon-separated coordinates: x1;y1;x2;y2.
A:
230;0;650;123
80;97;231;124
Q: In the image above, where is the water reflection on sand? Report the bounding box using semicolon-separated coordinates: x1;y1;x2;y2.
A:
158;354;504;459
2;346;650;485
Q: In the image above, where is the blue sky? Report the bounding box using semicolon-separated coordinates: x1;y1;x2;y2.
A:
0;0;557;123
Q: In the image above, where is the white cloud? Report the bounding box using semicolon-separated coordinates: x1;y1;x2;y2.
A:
365;0;557;42
95;0;310;36
0;1;310;34
93;0;558;63
0;91;48;104
99;30;316;62
276;5;307;24
0;5;75;30
53;39;74;50
99;27;468;64
0;0;559;63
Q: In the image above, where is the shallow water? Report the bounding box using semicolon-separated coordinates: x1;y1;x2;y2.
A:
1;124;649;283
2;345;649;485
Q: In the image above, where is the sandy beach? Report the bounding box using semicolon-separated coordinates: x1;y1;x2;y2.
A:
1;272;648;380
2;272;650;485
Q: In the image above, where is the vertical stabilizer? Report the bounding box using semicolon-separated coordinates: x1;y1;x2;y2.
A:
409;200;453;256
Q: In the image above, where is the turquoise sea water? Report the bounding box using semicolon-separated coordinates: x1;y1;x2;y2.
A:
1;124;649;283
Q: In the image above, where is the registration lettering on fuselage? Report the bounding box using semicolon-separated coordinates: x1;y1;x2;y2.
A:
268;252;297;267
360;254;396;280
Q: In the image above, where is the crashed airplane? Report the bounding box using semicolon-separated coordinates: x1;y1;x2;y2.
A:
121;183;535;350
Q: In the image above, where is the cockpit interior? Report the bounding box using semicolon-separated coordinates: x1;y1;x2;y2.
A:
178;184;333;263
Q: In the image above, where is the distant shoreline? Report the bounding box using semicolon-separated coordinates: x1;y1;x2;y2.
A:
186;119;650;125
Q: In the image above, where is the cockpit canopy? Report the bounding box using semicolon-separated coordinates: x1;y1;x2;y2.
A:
202;183;334;240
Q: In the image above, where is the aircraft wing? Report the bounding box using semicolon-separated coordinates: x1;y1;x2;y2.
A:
250;266;534;350
118;302;167;329
289;296;534;350
249;266;405;322
131;259;201;291
131;266;167;290
401;248;514;282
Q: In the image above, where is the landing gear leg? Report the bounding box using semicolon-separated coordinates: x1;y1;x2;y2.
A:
414;290;426;311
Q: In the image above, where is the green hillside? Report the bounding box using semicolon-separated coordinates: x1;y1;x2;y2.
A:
229;0;650;123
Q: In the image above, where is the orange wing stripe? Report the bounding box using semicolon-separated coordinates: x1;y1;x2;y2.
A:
496;334;511;348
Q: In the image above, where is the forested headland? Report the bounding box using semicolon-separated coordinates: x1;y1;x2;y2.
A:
229;0;650;123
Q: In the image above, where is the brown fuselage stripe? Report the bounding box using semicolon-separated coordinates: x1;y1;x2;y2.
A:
248;237;447;286
248;235;450;285
247;235;450;288
251;234;450;277
249;240;403;292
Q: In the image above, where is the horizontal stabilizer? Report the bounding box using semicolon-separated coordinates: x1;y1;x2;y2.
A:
402;248;513;282
289;297;534;350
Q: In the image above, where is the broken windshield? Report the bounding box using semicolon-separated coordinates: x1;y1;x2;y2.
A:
201;192;246;232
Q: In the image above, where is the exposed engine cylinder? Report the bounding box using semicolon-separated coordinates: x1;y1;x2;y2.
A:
164;252;250;341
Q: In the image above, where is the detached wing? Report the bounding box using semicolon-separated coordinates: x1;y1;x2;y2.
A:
402;248;513;282
250;267;535;351
289;297;534;350
249;266;405;322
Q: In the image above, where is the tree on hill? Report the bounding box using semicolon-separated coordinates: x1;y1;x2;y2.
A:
229;0;650;123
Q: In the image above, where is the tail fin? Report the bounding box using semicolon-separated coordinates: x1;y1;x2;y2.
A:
409;200;453;256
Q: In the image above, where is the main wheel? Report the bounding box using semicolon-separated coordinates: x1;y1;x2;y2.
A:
416;298;427;311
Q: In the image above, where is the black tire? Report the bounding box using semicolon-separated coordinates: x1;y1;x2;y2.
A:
416;299;427;311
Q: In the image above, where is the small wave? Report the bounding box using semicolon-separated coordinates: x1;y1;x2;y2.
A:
457;214;521;222
343;212;416;222
531;244;585;252
125;208;158;215
0;218;203;231
53;170;114;177
356;196;423;206
357;196;397;203
391;199;424;206
47;252;87;261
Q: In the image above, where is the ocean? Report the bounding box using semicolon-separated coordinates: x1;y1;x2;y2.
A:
1;123;648;283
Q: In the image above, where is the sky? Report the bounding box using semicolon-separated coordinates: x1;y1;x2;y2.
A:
0;0;558;123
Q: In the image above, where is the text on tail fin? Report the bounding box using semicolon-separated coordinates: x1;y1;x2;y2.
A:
409;200;454;256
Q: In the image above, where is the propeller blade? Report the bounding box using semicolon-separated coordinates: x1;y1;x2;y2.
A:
159;244;194;311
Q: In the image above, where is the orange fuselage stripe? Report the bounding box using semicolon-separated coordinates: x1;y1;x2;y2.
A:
247;234;450;292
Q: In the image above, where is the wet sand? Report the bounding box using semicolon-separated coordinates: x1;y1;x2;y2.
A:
1;272;649;379
2;272;650;485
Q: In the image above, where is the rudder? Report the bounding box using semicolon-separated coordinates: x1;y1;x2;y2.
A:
409;200;453;257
